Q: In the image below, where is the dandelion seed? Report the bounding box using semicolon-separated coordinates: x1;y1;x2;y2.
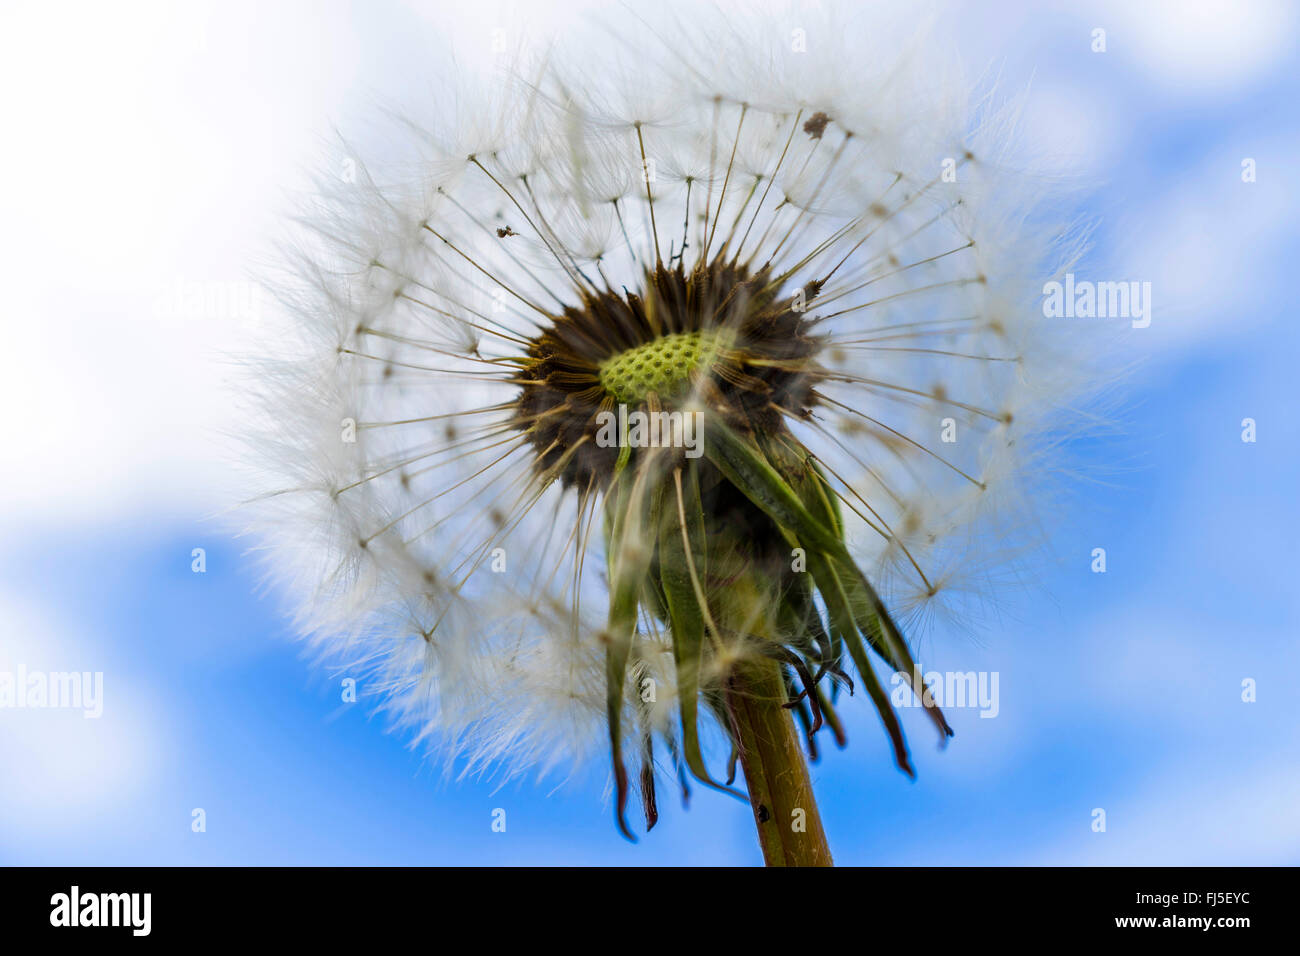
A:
240;6;1101;866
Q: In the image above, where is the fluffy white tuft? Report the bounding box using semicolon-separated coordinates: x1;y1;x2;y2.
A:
237;3;1108;785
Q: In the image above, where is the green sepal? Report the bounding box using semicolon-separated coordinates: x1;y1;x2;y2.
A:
603;466;656;840
807;548;915;774
657;461;744;799
703;419;952;761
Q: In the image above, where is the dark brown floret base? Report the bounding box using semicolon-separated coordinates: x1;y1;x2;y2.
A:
511;259;826;491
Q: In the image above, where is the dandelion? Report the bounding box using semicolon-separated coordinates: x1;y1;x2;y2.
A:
242;6;1097;865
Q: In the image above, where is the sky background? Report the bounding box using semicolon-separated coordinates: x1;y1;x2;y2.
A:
1;0;1297;865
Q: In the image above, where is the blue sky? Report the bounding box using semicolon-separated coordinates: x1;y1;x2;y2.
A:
1;0;1297;865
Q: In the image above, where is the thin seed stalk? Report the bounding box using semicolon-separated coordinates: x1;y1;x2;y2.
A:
727;655;833;867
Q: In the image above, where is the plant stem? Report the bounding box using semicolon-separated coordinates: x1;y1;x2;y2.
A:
728;656;833;867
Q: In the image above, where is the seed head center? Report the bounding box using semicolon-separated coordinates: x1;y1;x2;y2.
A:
598;330;730;403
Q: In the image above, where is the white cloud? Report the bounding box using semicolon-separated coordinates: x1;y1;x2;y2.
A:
1035;760;1300;864
1117;136;1299;350
0;1;360;525
0;591;164;839
1103;0;1298;97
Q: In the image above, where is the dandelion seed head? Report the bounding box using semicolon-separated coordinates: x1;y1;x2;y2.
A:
239;3;1108;817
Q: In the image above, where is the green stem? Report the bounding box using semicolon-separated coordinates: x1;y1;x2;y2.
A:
727;656;833;867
